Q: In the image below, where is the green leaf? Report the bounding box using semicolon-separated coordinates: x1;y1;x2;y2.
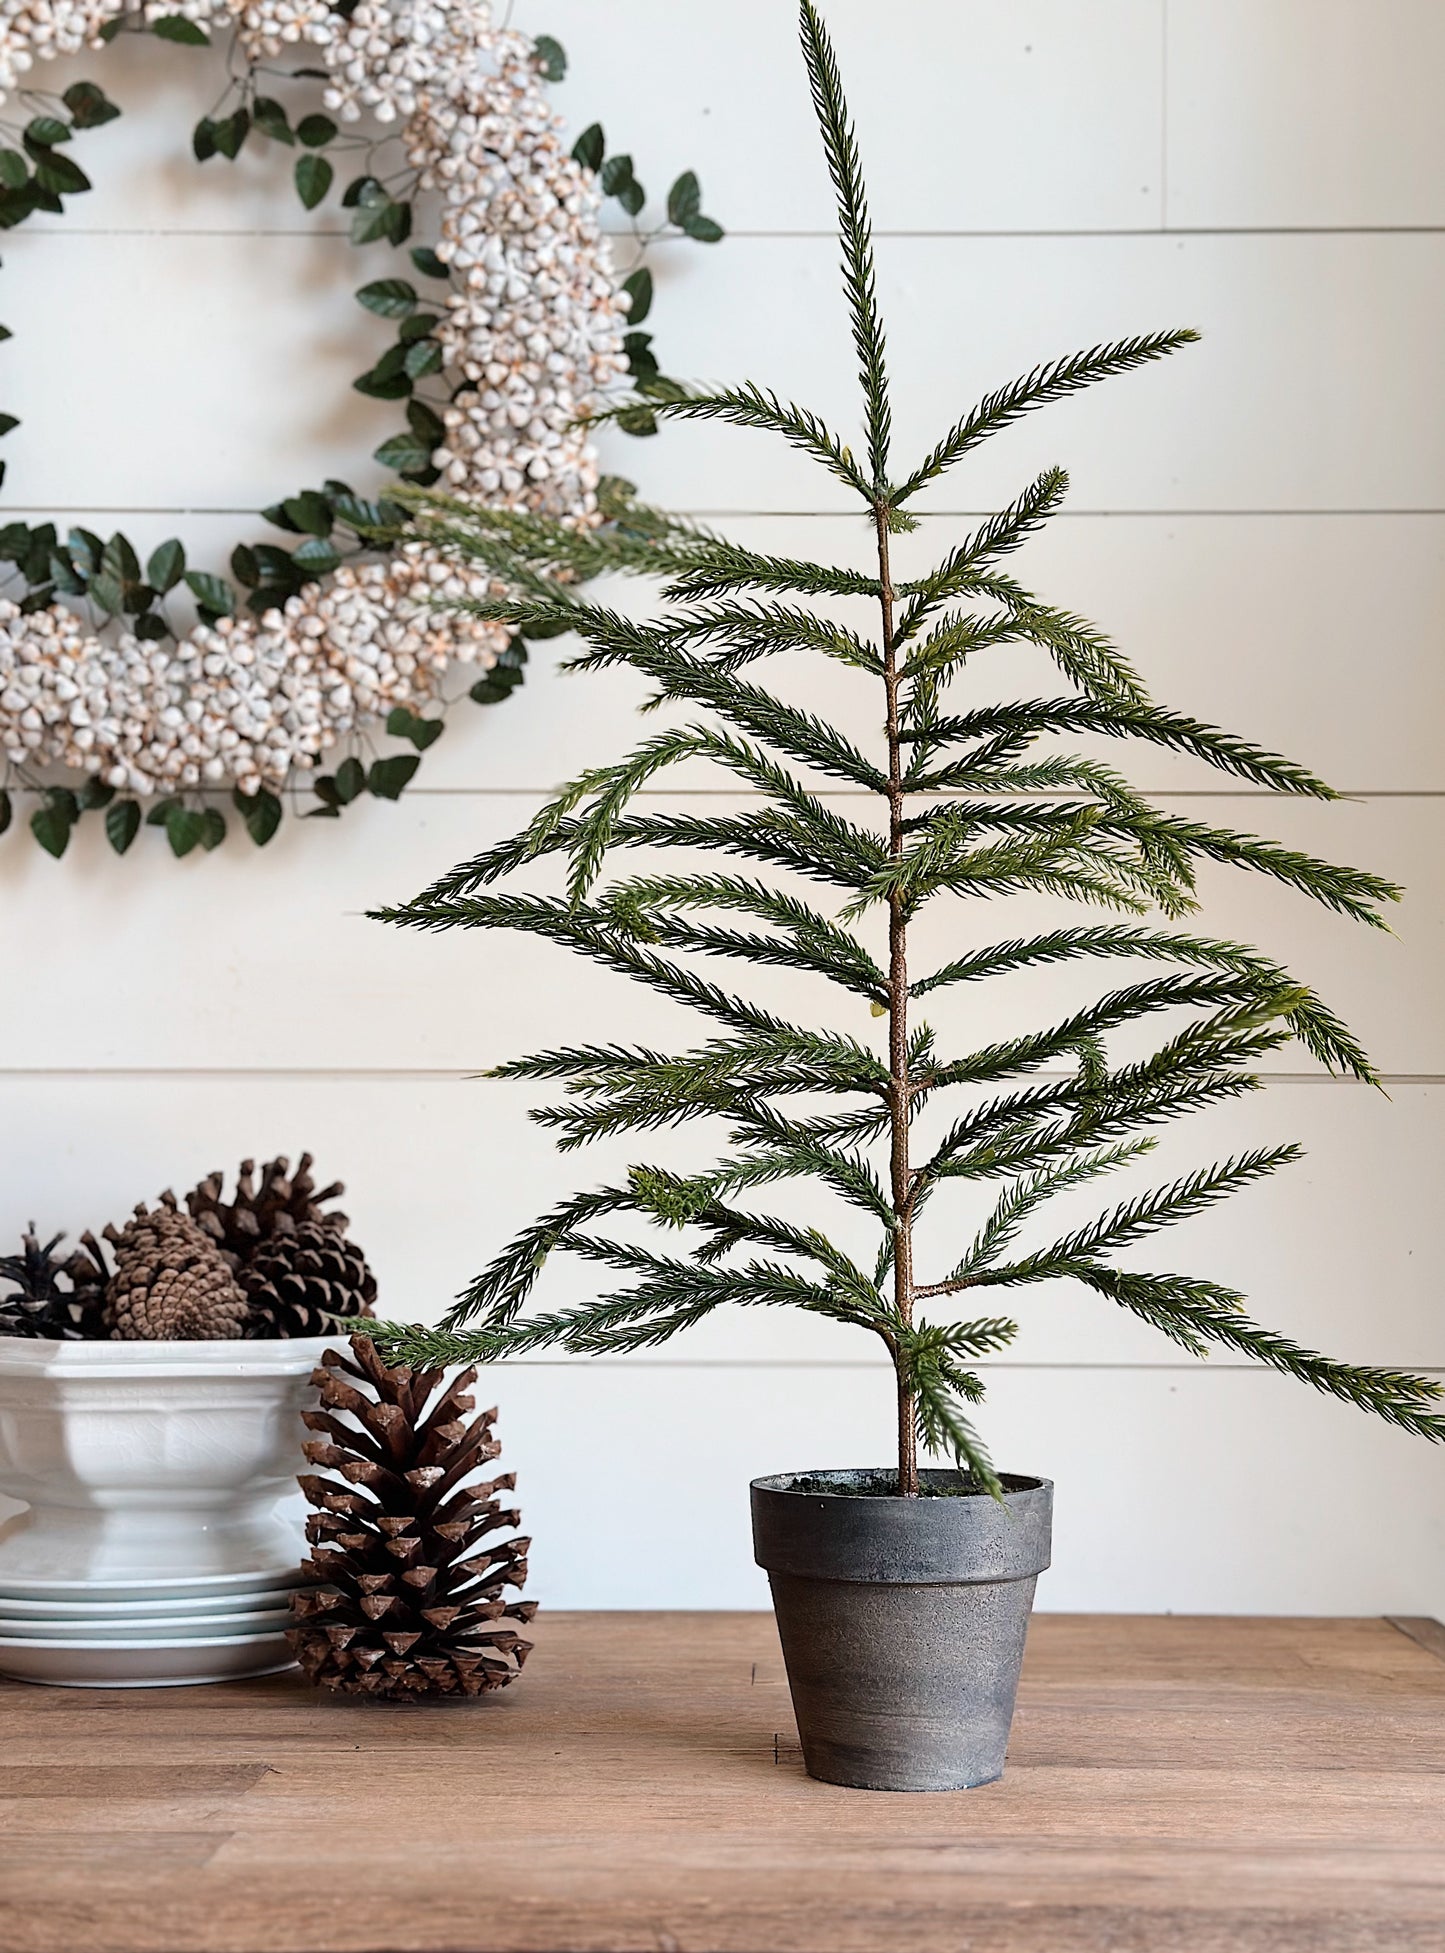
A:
31;791;77;859
398;310;441;343
183;570;235;616
386;706;445;751
165;805;205;858
0;413;18;437
621;266;653;324
88;571;125;615
233;786;282;846
411;245;449;280
403;338;443;380
295;153;332;210
406;397;445;446
49;549;86;596
192;117;217;162
532;33;566;80
135;612;170;642
667;170;701;226
470;667;524;704
335;755;367;804
64;82;121;129
105;799;141;855
368;754;421;800
102;532;141;584
0;150;28;189
261;501;302;534
353;362;411;401
292;537;341;574
33;152;90;196
282;490;332;537
76;776;115;811
342;174;383;209
684;214;724;243
374;431;433;475
601;153;635;196
296;113;337;148
571;122;604;172
0;787;10;836
211;108;250;161
230;543;259;586
357;278;417;317
199;807;227;851
253;97;293;144
24;117;70;148
151;14;209;43
98;16;125;41
146;538;186;591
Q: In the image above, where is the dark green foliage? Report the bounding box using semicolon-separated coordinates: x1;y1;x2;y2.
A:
366;4;1438;1494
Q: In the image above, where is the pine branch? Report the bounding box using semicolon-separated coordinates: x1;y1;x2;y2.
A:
799;0;891;486
904;698;1338;798
931;1140;1158;1284
893;330;1200;505
1155;816;1401;927
895;467;1070;640
600;873;887;999
1068;1267;1445;1439
1006;1145;1301;1267
585;382;872;496
664;537;882;602
911;924;1377;1082
654;600;882;675
926;972;1302;1093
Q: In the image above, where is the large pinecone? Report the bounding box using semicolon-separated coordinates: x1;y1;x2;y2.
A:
182;1154;376;1339
289;1337;535;1698
104;1199;250;1341
185;1153;344;1259
241;1219;378;1339
0;1227;109;1341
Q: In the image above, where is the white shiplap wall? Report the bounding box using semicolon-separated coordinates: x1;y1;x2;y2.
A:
1;2;1441;1613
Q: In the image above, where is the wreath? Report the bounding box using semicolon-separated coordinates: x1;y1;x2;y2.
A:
0;1;720;858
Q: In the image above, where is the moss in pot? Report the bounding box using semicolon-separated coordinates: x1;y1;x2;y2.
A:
367;3;1445;1790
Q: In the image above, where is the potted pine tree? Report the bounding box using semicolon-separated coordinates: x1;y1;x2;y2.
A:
369;3;1444;1790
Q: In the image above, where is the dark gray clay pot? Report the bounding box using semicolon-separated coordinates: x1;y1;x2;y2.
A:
752;1468;1052;1792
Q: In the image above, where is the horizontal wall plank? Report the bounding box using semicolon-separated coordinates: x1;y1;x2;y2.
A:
0;233;407;513
4;234;1440;512
4;511;1439;797
1;1361;1434;1612
545;0;1166;236
1168;0;1445;228
402;511;1443;796
618;233;1445;513
514;1361;1445;1611
19;5;1166;237
0;794;1430;1073
0;1073;1437;1369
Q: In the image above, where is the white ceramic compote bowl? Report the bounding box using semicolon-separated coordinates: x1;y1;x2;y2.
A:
0;1338;337;1592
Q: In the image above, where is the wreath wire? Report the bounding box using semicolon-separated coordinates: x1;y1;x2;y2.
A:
0;0;721;857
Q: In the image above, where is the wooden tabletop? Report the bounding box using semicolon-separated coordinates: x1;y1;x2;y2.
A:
2;1611;1443;1953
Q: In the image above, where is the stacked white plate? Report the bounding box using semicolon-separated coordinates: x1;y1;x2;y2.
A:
0;1565;305;1688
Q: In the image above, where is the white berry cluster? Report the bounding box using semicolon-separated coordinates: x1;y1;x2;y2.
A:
0;0;627;798
0;546;508;796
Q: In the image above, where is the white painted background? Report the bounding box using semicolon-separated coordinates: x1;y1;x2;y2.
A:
0;2;1441;1614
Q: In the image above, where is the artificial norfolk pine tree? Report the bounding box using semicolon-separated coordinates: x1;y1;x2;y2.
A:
370;3;1444;1501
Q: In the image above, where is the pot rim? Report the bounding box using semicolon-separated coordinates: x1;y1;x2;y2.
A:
752;1467;1051;1505
0;1335;344;1382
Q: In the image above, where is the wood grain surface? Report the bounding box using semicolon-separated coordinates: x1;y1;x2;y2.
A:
1;1611;1442;1953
